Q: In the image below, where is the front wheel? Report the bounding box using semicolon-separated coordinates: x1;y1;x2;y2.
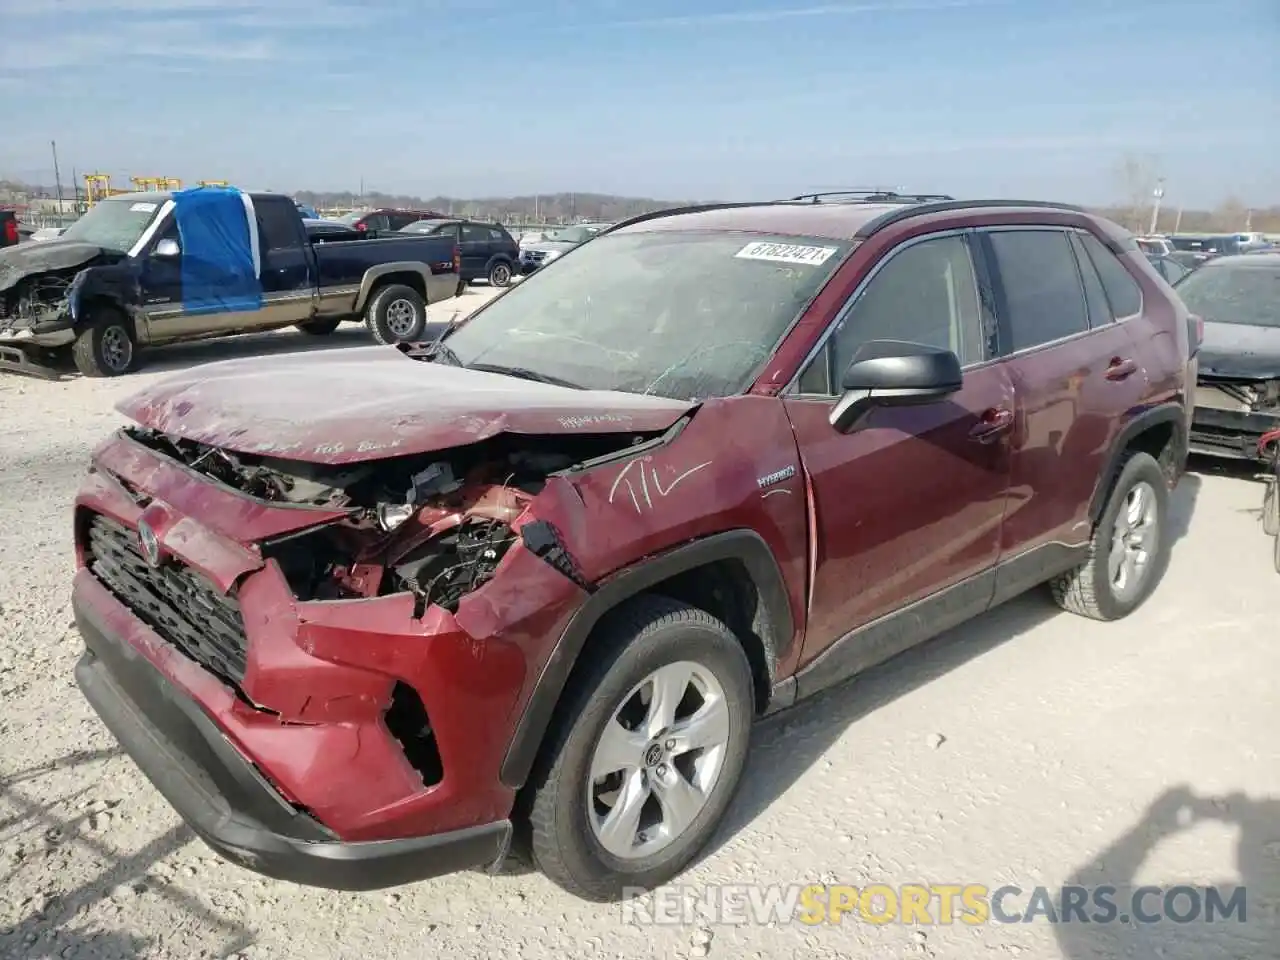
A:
488;260;513;287
1050;451;1170;620
365;284;427;345
72;307;137;377
525;595;754;902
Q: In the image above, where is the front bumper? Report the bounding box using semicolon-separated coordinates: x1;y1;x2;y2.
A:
0;328;72;378
1190;405;1280;461
74;583;511;891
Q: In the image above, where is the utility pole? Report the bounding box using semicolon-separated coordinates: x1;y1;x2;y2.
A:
1147;178;1165;236
1173;205;1183;234
51;140;64;215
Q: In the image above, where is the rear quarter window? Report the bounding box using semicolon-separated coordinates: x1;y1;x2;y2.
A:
1079;232;1143;318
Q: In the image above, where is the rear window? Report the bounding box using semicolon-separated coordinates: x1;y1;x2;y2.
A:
442;230;851;399
1174;262;1280;327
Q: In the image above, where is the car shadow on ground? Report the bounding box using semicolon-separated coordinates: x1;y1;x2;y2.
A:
0;750;255;959
706;470;1203;860
1053;785;1279;959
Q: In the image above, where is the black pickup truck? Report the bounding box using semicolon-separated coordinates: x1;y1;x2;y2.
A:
0;188;461;378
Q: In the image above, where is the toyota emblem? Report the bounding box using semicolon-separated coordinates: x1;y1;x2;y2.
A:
137;519;162;568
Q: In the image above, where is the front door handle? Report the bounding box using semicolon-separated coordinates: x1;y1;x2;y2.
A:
1106;357;1138;381
969;407;1014;443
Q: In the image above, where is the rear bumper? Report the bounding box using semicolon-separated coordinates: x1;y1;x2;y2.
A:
73;586;512;891
1190;406;1280;461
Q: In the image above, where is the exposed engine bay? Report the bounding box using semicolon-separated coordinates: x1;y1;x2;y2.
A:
0;273;75;329
124;426;642;615
1195;378;1280;415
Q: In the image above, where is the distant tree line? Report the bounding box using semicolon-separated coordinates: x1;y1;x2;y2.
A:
2;177;1276;232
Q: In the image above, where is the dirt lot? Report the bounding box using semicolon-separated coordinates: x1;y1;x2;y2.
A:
1;290;1277;959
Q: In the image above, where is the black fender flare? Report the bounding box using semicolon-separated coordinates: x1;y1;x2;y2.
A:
1087;403;1187;525
499;528;795;789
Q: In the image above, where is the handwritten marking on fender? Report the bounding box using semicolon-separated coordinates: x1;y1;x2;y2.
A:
608;457;713;514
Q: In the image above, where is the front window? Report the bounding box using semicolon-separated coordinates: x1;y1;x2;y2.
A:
1174;262;1280;327
61;197;164;253
441;230;851;399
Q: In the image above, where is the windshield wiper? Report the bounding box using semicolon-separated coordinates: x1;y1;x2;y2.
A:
467;362;584;389
399;326;463;366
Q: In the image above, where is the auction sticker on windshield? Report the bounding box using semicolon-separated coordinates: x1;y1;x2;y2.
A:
130;202;158;213
735;241;838;266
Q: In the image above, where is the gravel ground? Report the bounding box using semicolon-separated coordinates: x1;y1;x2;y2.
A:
1;291;1277;959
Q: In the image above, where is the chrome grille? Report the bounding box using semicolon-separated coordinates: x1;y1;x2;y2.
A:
85;512;249;685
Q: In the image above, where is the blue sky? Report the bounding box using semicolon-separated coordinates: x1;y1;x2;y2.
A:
1;0;1276;207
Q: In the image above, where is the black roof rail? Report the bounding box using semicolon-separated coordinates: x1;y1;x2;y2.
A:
855;197;1092;238
600;200;787;235
789;190;956;204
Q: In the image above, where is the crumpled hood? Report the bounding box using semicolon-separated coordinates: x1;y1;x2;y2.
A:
1199;321;1280;380
0;238;118;293
117;346;695;465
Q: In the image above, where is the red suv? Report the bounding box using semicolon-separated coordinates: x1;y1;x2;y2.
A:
71;191;1196;902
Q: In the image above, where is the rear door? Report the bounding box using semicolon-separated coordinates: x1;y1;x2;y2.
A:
783;229;1014;679
459;223;491;278
978;226;1149;585
254;196;316;327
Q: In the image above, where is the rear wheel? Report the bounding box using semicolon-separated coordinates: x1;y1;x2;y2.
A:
488;260;513;287
1263;478;1279;536
365;284;427;345
1050;451;1170;620
72;307;137;377
525;595;754;902
296;316;342;336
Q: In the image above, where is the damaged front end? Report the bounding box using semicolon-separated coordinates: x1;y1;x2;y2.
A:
1192;374;1280;460
75;423;664;846
0;244;131;377
123;425;606;615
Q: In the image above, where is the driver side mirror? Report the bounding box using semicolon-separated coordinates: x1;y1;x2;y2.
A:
153;238;180;258
829;339;963;433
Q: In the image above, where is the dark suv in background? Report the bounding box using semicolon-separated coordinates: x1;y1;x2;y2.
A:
400;218;520;289
336;208;446;233
70;190;1195;905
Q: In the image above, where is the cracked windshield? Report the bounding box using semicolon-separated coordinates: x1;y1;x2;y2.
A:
0;0;1275;959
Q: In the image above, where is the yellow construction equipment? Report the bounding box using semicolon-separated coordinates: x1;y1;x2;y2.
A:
84;173;115;206
197;180;228;188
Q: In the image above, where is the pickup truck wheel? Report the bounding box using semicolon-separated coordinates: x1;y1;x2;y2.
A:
1050;451;1170;620
488;261;513;287
365;284;427;345
456;278;467;298
1263;478;1279;536
296;316;342;336
524;594;753;902
72;308;137;377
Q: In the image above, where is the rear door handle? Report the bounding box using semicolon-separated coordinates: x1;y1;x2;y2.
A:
969;407;1014;443
1106;357;1138;381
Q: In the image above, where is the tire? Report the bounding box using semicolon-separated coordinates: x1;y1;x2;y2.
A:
71;307;137;377
1264;478;1279;537
488;260;513;287
456;278;467;298
364;284;427;345
1050;451;1170;620
296;316;342;336
1274;531;1280;575
525;595;754;902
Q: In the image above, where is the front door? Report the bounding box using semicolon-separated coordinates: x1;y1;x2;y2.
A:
782;230;1014;691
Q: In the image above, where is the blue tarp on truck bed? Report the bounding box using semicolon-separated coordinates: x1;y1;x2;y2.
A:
173;186;262;315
